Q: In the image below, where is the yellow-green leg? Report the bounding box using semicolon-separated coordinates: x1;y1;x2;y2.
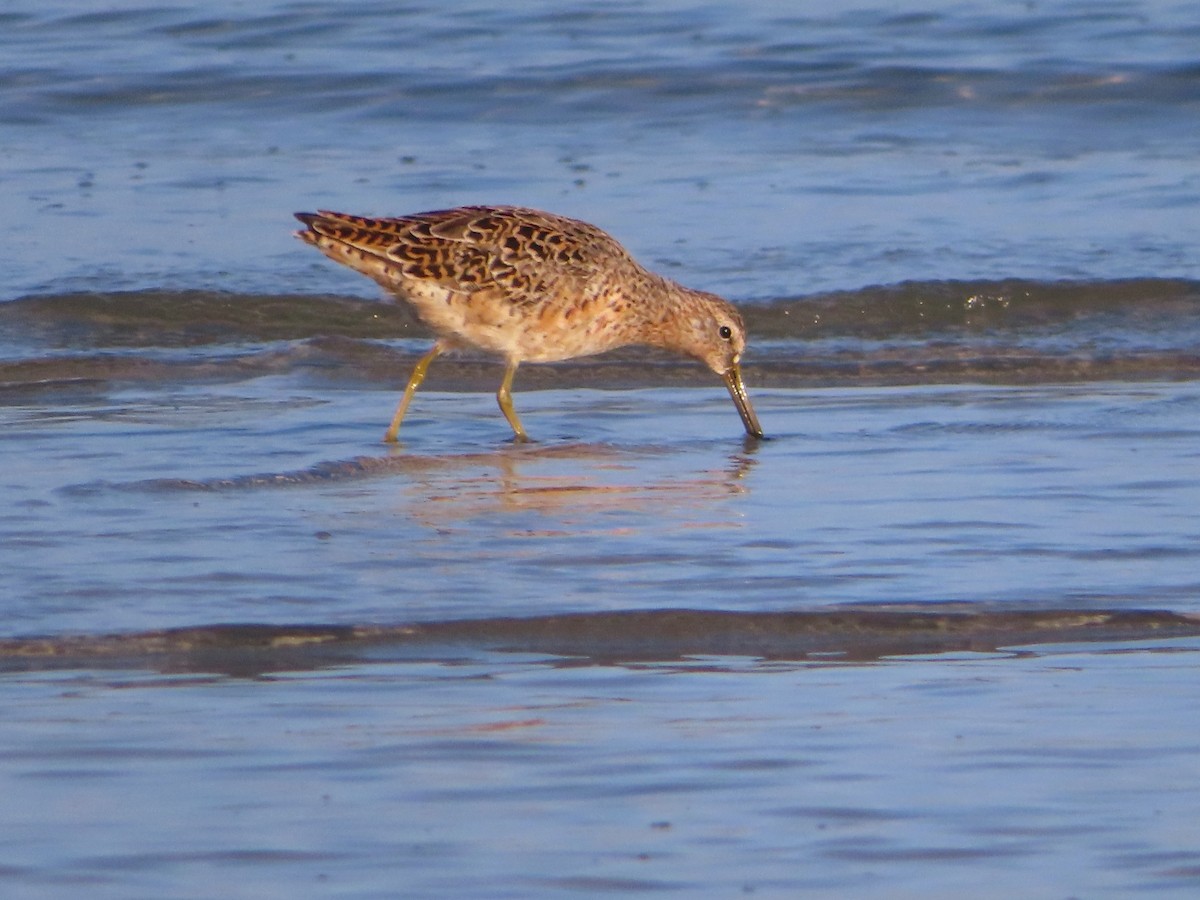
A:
384;342;444;443
497;360;528;442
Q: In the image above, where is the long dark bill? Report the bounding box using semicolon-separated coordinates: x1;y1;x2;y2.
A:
722;363;764;438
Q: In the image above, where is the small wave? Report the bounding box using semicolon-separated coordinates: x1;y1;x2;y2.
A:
747;278;1200;337
0;290;423;346
2;608;1197;675
7;279;1197;342
61;442;658;494
3;281;1199;390
65;455;418;493
65;452;486;493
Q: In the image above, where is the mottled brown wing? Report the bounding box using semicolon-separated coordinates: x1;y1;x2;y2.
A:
296;206;628;307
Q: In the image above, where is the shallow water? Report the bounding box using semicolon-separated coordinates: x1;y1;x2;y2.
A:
5;376;1200;897
5;640;1200;898
4;378;1200;634
4;0;1200;896
4;0;1200;299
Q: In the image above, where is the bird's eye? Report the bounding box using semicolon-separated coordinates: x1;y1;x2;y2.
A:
719;325;733;340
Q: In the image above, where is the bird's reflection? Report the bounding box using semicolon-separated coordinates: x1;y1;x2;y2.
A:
390;441;759;534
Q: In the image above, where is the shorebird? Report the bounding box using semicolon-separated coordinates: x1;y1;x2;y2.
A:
294;205;763;441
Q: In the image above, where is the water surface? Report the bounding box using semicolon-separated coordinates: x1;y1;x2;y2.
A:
3;1;1200;896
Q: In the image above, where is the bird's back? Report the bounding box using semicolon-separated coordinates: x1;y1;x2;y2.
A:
295;205;658;361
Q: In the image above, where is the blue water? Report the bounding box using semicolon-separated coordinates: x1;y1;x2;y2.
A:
4;1;1200;896
4;0;1200;299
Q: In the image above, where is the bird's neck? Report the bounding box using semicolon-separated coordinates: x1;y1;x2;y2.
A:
628;275;707;354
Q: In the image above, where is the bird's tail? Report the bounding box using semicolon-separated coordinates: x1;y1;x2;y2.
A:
294;210;408;289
